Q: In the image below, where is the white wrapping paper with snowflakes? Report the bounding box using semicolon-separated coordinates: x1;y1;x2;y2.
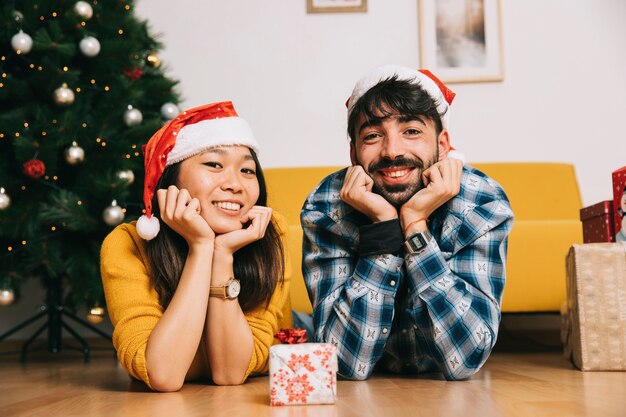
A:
269;343;337;406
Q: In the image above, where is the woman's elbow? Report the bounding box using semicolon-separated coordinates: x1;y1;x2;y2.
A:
211;370;246;386
147;370;185;392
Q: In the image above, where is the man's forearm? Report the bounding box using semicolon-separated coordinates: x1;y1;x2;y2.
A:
306;250;402;379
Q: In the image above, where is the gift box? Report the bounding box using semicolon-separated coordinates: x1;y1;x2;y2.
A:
613;166;626;242
579;201;615;243
269;343;337;406
562;243;626;371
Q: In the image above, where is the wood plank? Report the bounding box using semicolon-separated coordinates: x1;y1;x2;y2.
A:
1;345;625;417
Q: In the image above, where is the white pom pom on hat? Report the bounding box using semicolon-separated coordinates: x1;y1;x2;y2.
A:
447;148;466;164
136;214;160;240
346;65;464;162
135;101;259;241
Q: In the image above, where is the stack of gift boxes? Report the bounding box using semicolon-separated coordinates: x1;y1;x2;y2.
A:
563;166;626;371
579;166;626;244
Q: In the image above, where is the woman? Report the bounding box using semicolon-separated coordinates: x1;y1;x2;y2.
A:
100;101;291;391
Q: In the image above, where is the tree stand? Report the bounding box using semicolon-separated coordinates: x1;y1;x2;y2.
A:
0;275;112;362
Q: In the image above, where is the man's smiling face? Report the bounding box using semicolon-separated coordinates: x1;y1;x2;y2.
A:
351;111;447;207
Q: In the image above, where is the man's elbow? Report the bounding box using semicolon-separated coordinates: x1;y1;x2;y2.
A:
442;366;481;381
340;371;370;381
338;362;372;381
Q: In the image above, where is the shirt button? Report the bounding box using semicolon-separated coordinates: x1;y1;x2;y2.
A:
401;328;408;334
382;328;388;334
390;280;396;287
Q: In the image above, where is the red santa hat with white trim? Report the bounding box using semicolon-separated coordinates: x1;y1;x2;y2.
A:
136;101;259;241
346;65;465;162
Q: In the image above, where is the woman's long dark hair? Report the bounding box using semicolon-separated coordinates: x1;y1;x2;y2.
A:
145;149;284;312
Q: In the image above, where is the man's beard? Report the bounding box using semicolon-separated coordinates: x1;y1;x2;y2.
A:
366;155;437;208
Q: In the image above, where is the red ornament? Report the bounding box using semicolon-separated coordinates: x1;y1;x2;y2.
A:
123;67;143;80
275;328;308;344
23;159;46;179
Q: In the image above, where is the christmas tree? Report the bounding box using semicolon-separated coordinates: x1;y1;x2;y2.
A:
0;0;180;325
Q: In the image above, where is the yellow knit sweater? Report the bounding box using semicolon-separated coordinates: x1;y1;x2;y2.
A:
100;215;292;388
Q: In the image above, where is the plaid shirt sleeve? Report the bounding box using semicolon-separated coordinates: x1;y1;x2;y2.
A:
405;173;513;380
301;172;403;380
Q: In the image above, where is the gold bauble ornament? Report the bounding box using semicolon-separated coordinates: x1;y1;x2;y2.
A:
54;83;75;106
0;288;15;306
73;1;93;20
0;187;11;210
116;169;135;185
12;10;25;24
86;306;106;324
65;141;85;165
146;52;161;68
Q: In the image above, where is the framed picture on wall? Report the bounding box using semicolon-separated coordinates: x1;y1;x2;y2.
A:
307;0;367;14
419;0;504;83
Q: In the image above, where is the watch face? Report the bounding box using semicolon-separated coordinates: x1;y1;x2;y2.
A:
227;279;241;298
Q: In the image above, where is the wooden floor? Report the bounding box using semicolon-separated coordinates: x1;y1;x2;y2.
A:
1;341;625;417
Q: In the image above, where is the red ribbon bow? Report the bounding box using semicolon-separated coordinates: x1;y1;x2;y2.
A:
275;328;308;344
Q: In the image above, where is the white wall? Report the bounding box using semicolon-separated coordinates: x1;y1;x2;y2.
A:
134;0;626;206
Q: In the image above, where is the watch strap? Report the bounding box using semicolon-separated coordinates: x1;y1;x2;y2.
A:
403;230;433;254
209;284;227;298
210;277;238;299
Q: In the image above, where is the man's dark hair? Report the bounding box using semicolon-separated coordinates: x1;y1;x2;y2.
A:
347;76;445;143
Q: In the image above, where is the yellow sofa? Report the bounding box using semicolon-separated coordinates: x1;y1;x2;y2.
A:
264;162;583;314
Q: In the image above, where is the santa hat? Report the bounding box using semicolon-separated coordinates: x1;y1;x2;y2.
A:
346;65;465;162
136;101;259;241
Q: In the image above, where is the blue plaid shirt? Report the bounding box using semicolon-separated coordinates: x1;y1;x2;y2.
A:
301;165;513;380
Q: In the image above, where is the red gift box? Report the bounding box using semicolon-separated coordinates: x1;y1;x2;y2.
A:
580;201;615;243
612;166;626;242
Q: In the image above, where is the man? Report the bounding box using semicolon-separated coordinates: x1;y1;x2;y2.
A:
301;65;513;381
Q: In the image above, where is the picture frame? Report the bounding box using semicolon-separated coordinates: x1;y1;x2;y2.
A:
307;0;368;14
419;0;504;83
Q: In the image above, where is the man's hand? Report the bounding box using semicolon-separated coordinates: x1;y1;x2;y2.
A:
214;206;272;256
340;165;397;222
157;185;215;247
400;158;463;234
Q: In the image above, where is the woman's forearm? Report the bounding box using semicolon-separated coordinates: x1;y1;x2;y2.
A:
205;254;254;385
145;243;214;391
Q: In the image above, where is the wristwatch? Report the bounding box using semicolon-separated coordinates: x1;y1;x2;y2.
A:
209;277;241;299
403;230;432;254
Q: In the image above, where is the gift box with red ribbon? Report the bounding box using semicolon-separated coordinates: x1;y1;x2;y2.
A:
269;329;337;406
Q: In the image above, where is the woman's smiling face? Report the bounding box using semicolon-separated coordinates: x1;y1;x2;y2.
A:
176;145;260;234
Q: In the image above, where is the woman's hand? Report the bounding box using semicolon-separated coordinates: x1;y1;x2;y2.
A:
214;206;272;256
157;185;215;247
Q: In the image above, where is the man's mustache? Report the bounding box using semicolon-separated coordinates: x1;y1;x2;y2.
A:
367;157;425;174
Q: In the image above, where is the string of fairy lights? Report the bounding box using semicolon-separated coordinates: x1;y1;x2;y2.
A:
0;1;180;312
